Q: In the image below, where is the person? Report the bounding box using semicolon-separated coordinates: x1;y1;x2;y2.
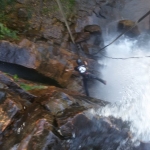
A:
75;59;106;96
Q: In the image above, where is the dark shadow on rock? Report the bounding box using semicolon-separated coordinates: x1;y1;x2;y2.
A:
0;61;61;87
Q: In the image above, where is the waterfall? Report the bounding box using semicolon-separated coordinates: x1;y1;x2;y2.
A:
90;34;150;144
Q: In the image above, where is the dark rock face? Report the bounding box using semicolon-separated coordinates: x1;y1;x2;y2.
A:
59;114;133;150
118;20;140;38
0;40;40;69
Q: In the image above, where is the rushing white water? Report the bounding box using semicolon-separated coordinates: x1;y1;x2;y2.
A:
90;34;150;143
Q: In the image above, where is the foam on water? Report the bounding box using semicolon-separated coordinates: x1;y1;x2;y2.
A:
90;35;150;143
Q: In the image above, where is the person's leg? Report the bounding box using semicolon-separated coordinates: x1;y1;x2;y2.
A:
87;73;106;85
82;77;89;96
95;78;106;85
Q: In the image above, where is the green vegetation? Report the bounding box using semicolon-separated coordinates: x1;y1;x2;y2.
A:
0;23;18;39
0;0;15;8
61;0;75;11
60;0;75;16
20;83;47;91
0;0;16;22
13;74;19;82
0;13;8;22
42;0;75;17
12;74;47;91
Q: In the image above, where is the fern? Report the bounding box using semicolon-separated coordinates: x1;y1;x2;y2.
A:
0;23;18;39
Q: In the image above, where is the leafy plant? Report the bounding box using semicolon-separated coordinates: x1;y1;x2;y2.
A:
13;74;19;82
0;0;16;11
20;83;47;91
0;23;18;39
0;13;8;22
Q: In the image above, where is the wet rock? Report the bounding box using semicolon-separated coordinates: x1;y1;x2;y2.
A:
0;104;63;150
74;32;90;43
26;129;62;150
134;142;150;150
30;86;109;127
58;114;92;139
60;114;132;150
0;93;22;134
118;20;140;37
74;25;104;55
75;0;123;32
84;25;101;33
82;38;104;55
31;86;108;115
81;33;104;55
37;59;73;87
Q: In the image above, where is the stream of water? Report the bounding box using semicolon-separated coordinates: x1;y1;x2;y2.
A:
90;34;150;145
89;0;150;144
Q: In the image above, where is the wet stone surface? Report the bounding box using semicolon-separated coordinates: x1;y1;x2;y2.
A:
118;20;140;38
0;73;148;150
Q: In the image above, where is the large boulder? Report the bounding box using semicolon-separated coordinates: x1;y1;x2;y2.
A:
74;32;90;43
118;20;140;37
0;40;40;69
84;25;101;33
0;40;74;87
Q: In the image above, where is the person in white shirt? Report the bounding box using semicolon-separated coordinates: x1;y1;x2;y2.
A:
75;59;106;96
